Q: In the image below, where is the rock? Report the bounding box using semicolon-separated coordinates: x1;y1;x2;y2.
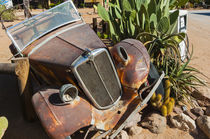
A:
170;113;196;132
124;113;141;129
141;113;166;134
178;99;193;109
192;87;210;101
191;107;204;116
116;130;129;139
173;107;183;114
197;100;210;107
206;106;210;116
184;110;197;120
191;99;200;107
201;107;207;112
181;105;188;111
87;12;93;15
196;115;210;138
127;125;142;136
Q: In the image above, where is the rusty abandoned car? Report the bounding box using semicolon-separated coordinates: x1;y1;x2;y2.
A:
0;1;165;139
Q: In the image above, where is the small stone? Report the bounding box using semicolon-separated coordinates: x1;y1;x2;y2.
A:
182;122;190;131
191;107;204;116
170;113;196;132
87;12;93;15
201;107;207;111
173;107;183;114
127;125;142;136
191;99;200;107
170;116;182;129
181;105;188;111
124;113;141;129
141;113;166;134
197;100;210;107
184;110;197;120
116;130;129;139
196;115;210;138
178;99;193;109
206;106;210;116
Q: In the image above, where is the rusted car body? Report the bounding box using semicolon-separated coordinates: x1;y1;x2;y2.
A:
1;1;164;138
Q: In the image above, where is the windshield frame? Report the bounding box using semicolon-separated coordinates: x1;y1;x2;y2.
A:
6;0;83;55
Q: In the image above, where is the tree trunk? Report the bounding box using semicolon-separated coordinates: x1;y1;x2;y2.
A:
23;0;31;18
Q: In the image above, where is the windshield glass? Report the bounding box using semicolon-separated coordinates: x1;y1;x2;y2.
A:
7;0;81;53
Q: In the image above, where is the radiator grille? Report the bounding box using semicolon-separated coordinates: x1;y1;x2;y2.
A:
73;49;122;109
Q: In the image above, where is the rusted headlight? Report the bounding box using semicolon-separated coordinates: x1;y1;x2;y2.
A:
59;84;78;103
116;46;129;65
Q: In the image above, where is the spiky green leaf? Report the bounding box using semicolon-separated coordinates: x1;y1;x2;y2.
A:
148;0;156;17
97;4;109;21
128;16;135;36
163;0;170;17
156;8;162;22
169;0;177;9
115;6;122;19
150;13;157;28
157;16;170;34
136;0;142;11
178;0;188;7
122;0;132;11
130;10;136;22
168;10;179;33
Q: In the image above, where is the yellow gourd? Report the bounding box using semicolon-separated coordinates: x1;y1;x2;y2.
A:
161;105;167;117
151;92;156;102
151;102;157;107
165;79;171;99
164;97;170;105
157;101;163;108
155;94;162;103
170;97;175;106
166;101;174;115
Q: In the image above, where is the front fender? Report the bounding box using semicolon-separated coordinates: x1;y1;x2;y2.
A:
109;39;150;90
32;88;92;139
32;87;140;139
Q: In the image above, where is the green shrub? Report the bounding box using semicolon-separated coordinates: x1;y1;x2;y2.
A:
97;32;109;39
0;5;16;21
49;0;64;8
49;3;57;8
37;4;43;9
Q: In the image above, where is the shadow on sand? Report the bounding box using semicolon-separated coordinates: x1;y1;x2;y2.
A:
192;12;210;16
0;74;49;139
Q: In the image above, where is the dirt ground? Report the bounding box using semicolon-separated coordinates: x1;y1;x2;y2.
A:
0;8;209;139
188;10;210;83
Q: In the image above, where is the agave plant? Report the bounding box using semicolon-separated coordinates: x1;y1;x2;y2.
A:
165;48;207;102
136;28;186;74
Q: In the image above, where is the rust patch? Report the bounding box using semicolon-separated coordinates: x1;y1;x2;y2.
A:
92;87;139;131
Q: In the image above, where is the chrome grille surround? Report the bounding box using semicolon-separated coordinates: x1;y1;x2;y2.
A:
71;48;122;109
